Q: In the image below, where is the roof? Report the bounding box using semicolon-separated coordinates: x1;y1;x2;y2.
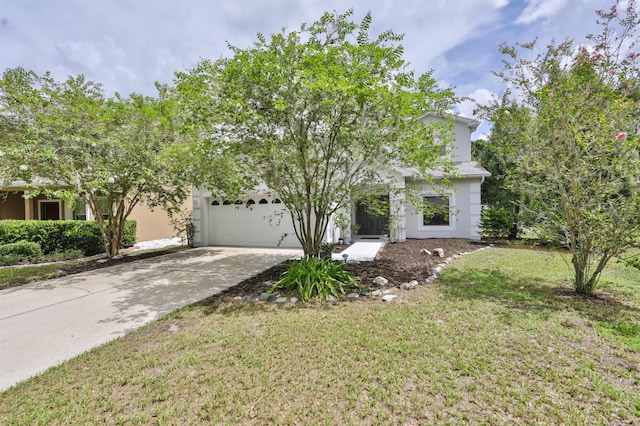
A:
396;161;491;180
0;179;56;190
420;112;480;132
454;161;492;178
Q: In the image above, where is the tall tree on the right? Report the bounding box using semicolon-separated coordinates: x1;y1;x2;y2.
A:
487;0;640;295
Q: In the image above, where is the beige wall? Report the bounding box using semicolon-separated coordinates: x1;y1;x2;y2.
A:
1;188;193;243
0;193;25;220
1;190;70;220
128;193;193;242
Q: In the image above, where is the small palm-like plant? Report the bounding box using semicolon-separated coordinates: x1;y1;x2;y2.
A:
270;258;359;302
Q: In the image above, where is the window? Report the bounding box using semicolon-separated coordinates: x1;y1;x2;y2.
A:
272;198;282;204
73;201;87;220
259;198;268;204
247;199;255;205
234;200;243;205
95;197;111;220
211;200;220;206
422;195;451;227
223;200;231;205
71;197;109;220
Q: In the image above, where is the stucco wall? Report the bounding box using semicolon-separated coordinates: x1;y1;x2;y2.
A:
404;179;483;240
0;193;25;220
192;187;208;246
128;193;193;242
450;120;473;162
422;115;474;163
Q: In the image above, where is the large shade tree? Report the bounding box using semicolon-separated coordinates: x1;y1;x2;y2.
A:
0;68;190;257
174;10;457;257
486;1;640;294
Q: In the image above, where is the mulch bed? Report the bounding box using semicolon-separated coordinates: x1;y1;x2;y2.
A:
217;238;485;298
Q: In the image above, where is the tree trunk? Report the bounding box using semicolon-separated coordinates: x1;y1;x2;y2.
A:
572;253;590;295
508;204;520;239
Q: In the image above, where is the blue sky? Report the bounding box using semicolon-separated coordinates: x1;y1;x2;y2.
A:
0;0;622;138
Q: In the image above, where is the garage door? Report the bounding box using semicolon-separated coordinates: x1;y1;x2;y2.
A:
208;196;301;247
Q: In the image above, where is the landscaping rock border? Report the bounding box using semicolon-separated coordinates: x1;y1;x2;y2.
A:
223;244;493;304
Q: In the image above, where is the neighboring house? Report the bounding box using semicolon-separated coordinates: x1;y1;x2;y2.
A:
0;181;192;242
192;114;491;248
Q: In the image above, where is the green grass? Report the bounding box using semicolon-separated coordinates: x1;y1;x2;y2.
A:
1;248;638;424
0;245;185;290
0;263;75;288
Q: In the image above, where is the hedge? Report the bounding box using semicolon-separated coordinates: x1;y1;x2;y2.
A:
0;241;43;266
0;220;136;256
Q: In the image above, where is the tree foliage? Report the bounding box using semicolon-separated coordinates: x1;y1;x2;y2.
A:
174;9;457;256
486;0;640;294
0;68;189;257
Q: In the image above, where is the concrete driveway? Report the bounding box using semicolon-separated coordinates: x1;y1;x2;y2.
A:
0;246;301;393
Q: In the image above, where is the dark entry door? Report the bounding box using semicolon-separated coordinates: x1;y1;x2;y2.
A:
40;201;60;220
355;197;389;235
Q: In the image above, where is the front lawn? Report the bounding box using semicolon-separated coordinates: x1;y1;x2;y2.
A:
1;247;638;424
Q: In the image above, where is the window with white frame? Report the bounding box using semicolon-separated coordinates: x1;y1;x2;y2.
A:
72;202;87;220
84;197;111;220
96;197;111;219
421;194;455;229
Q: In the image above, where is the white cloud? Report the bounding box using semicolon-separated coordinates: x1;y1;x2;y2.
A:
376;0;508;71
456;88;499;141
475;132;490;141
516;0;568;24
0;0;616;100
457;88;499;118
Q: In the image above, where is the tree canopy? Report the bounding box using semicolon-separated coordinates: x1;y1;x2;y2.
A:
174;9;457;256
0;68;190;257
485;1;640;294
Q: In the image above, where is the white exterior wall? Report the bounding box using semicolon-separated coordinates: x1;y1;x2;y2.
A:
404;179;483;240
192;187;206;246
422;114;475;162
450;120;473;162
468;180;483;238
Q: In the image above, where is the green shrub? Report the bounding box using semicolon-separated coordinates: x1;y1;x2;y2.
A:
479;207;514;240
0;220;137;256
0;241;43;265
0;254;22;266
270;257;359;302
41;249;84;263
120;221;137;248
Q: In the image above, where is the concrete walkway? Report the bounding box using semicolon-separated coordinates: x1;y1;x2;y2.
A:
0;247;301;393
332;241;385;262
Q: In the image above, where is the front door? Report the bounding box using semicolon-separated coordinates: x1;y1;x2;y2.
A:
39;201;61;220
355;197;389;235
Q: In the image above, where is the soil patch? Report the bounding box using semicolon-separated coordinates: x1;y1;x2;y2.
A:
217;239;485;298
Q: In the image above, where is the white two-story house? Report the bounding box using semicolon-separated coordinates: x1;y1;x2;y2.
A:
192;113;490;247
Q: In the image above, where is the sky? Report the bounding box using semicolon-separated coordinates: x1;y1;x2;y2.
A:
0;0;624;139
